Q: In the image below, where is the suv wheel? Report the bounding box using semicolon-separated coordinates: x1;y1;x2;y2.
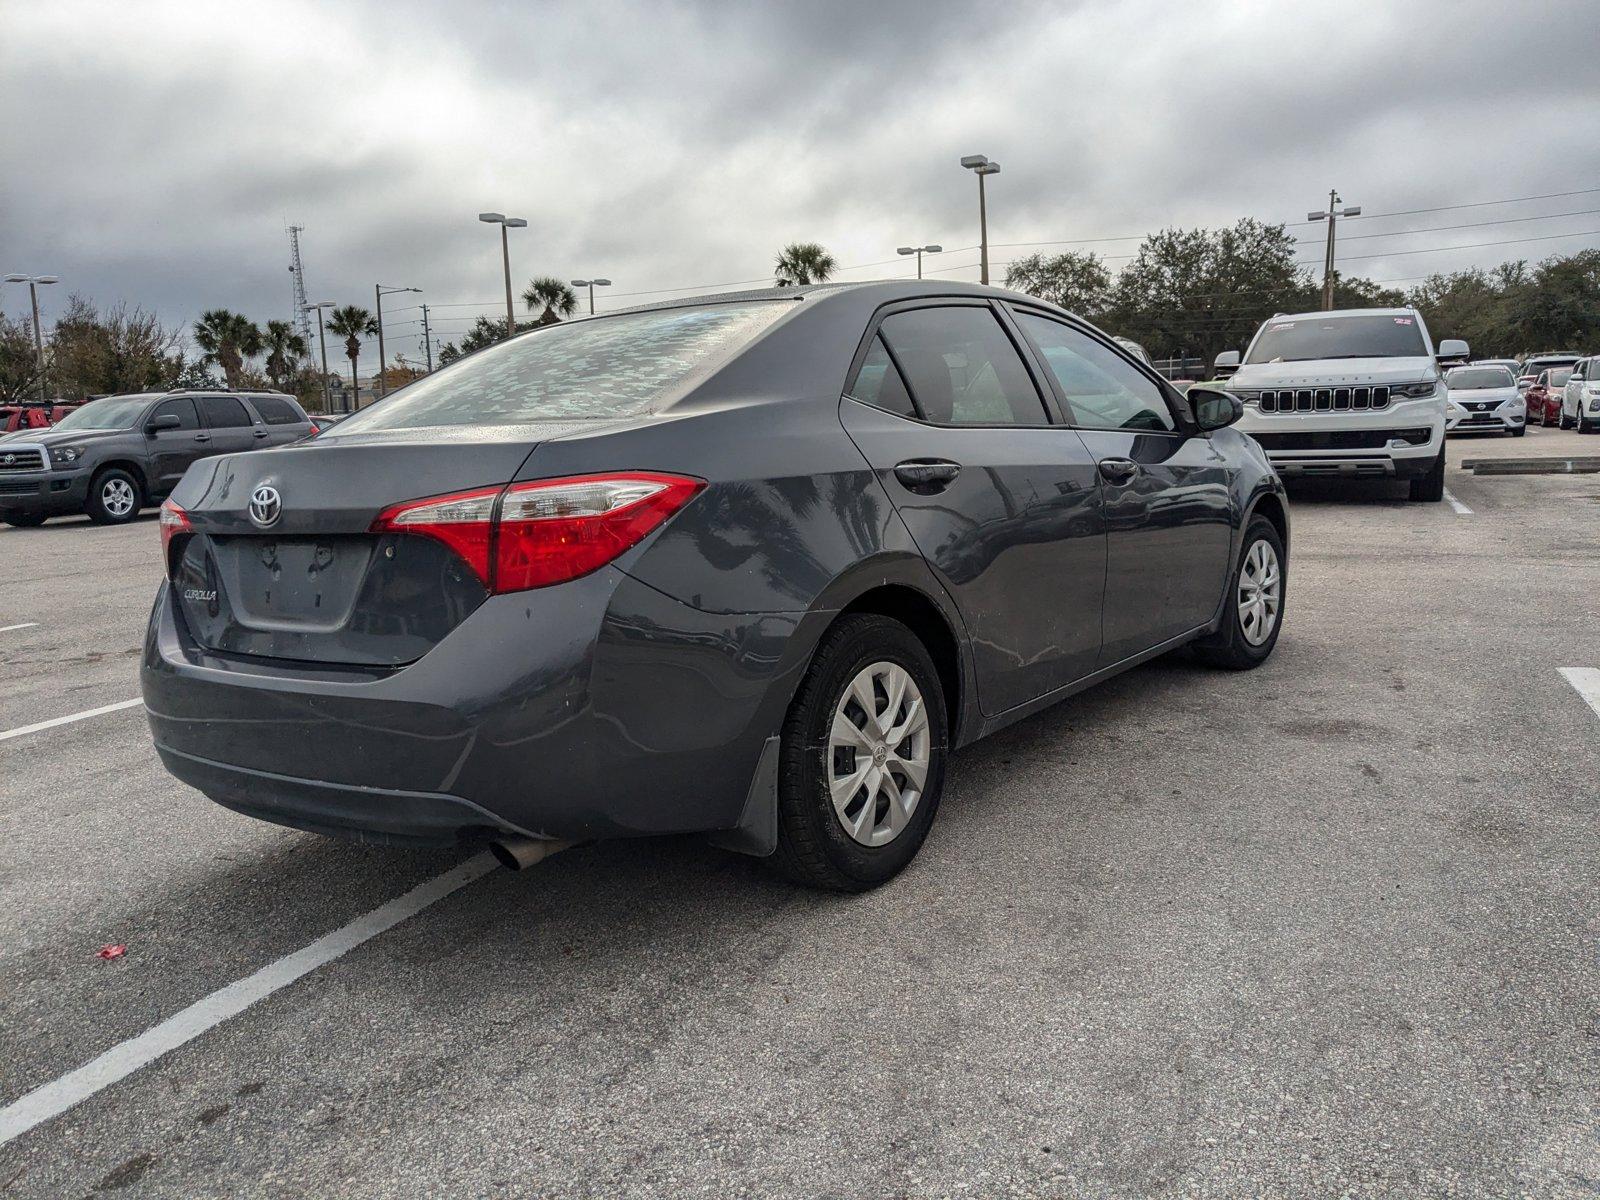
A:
1191;515;1286;671
1559;407;1576;430
86;468;143;525
772;614;948;892
1409;445;1446;502
1579;409;1596;434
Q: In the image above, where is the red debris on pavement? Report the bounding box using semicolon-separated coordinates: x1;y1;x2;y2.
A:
97;944;127;960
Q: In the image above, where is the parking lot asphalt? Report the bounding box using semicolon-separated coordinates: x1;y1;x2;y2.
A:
2;426;1597;1198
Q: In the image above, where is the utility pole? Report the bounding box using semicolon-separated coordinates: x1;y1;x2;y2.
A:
3;274;58;399
421;304;434;372
960;157;1001;285
1308;190;1361;311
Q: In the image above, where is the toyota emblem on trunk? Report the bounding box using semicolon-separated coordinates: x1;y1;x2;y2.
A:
248;484;282;528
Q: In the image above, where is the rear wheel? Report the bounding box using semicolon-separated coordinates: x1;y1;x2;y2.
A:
1408;445;1446;502
772;614;948;892
2;511;47;528
1559;406;1576;430
1578;410;1596;434
86;468;142;525
1190;516;1285;671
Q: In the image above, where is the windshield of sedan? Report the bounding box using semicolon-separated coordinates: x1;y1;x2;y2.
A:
1245;315;1428;363
327;301;792;433
49;395;151;430
1446;366;1514;389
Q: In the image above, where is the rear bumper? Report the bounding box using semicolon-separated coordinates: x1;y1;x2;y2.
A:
142;573;805;847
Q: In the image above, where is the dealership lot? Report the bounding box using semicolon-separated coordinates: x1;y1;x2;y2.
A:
1;429;1597;1197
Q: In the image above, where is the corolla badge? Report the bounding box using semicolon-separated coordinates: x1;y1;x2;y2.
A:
248;483;282;528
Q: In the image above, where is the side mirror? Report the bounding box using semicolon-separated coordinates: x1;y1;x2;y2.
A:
1436;338;1469;361
1212;350;1241;379
1190;385;1244;432
147;413;182;433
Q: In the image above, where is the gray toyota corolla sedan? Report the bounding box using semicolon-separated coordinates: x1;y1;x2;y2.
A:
142;281;1287;891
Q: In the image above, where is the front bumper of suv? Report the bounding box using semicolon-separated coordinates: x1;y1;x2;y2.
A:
1236;399;1445;479
0;455;91;517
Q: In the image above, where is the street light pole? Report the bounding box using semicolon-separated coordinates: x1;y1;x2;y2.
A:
1308;190;1361;311
570;278;612;315
4;273;59;400
960;157;1001;285
302;301;335;413
896;245;943;280
479;212;528;340
373;284;421;396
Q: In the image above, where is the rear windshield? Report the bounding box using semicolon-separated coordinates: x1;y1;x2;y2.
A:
1446;367;1514;389
327;302;790;433
1547;369;1574;387
1245;315;1427;363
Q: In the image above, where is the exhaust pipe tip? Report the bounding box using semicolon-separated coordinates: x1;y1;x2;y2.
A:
489;835;571;871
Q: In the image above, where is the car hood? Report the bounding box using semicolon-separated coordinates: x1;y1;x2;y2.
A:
0;426;130;449
1228;356;1439;388
1446;387;1520;404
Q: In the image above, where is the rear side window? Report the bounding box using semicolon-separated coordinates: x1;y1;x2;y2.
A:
878;306;1048;425
327;302;790;433
149;398;200;430
249;395;306;425
198;396;252;428
846;335;917;418
1015;313;1175;432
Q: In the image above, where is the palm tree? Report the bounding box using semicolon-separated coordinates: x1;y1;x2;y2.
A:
774;242;837;287
192;310;263;387
324;305;379;405
522;277;578;326
261;320;309;391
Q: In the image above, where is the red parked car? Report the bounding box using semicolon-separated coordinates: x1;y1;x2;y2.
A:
1525;369;1572;426
0;402;80;432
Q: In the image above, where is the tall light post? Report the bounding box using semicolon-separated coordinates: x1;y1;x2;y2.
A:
896;245;943;280
479;212;527;340
569;278;612;316
959;156;1001;285
3;273;59;400
373;284;420;396
301;300;335;412
1308;190;1361;311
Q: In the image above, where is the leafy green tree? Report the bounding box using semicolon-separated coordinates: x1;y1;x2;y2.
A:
0;314;41;403
774;242;837;287
50;296;186;398
261;320;310;391
323;305;379;399
1005;251;1111;316
522;277;578;326
439;314;536;366
192;309;263;387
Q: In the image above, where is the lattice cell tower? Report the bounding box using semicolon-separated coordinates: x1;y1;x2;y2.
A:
287;224;313;346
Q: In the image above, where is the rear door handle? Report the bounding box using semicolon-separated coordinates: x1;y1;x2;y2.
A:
893;459;961;494
1097;457;1139;483
253;429;269;439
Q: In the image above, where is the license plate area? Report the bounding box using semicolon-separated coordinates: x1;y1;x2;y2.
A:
211;535;375;633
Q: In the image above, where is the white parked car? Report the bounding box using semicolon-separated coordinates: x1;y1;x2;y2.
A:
1560;356;1600;433
1444;364;1525;437
1217;307;1461;502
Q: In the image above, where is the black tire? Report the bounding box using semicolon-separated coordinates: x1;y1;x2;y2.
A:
2;511;47;528
85;467;143;525
1190;515;1286;671
771;614;948;892
1511;425;1526;437
1408;445;1445;502
1578;411;1596;434
1559;408;1576;430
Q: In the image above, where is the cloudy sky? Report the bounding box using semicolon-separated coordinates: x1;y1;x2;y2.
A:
3;0;1598;364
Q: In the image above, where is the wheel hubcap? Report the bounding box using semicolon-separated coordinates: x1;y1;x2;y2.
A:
1237;539;1281;647
103;479;134;516
828;661;931;847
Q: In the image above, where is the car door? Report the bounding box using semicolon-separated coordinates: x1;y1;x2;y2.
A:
1008;309;1234;665
1568;361;1587;420
244;395;313;446
195;394;259;456
838;300;1105;715
144;396;207;493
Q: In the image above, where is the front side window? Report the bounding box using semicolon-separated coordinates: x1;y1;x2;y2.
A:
199;396;252;428
877;306;1048;426
150;398;200;430
1014;313;1175;432
326;301;791;434
1244;315;1427;363
846;335;917;418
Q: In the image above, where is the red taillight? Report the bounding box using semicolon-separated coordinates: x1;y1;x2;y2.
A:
159;499;192;569
371;472;703;594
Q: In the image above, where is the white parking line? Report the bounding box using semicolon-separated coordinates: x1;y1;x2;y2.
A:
0;698;144;743
0;622;39;633
1558;668;1600;720
0;852;498;1146
1443;489;1473;515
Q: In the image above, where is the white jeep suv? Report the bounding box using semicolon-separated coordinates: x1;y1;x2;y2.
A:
1216;308;1461;502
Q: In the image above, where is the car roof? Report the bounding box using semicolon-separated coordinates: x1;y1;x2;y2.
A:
597;279;1053;320
1263;307;1418;322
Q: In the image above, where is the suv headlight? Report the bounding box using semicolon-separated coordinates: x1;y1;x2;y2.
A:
49;446;83;464
1393;381;1439;399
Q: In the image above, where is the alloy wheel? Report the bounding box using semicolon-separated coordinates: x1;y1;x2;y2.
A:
828;661;931;847
1237;540;1281;647
102;478;136;517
